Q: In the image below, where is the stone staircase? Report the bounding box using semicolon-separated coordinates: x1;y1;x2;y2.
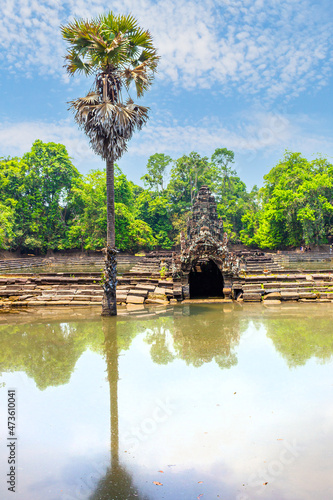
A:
0;254;140;273
0;272;182;308
124;255;172;279
244;253;283;273
234;272;333;303
273;251;333;267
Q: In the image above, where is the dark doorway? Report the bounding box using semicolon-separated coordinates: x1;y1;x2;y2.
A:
189;260;224;298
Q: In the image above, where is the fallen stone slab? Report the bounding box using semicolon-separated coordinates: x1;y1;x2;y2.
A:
128;289;148;297
126;303;145;311
116;294;128;301
145;298;169;305
135;284;156;291
126;295;145;304
148;292;168;301
264;292;281;300
154;287;168;294
243;293;262;302
281;292;300;301
263;300;282;305
298;292;318;299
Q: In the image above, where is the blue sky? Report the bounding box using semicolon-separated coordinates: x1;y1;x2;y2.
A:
0;0;332;189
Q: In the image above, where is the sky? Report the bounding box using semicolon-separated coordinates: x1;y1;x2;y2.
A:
0;0;332;189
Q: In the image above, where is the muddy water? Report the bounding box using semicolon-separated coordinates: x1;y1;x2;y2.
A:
0;303;333;500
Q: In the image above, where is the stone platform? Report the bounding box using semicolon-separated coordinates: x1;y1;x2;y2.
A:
0;269;333;310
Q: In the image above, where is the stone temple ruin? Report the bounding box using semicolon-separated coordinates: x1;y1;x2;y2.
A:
172;185;240;299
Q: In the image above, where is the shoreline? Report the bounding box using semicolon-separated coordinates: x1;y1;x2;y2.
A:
0;269;332;311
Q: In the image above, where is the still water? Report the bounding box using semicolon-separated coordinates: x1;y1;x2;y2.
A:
1;303;333;500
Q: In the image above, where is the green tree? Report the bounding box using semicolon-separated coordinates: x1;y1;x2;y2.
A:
67;167;156;252
141;153;172;193
62;12;159;315
167;152;214;211
0;141;79;253
245;152;333;249
0;202;15;250
210;148;257;242
135;190;173;249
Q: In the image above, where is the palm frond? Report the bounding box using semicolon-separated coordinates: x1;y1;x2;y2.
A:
128;29;155;50
70;92;149;160
64;49;93;75
62;11;159;98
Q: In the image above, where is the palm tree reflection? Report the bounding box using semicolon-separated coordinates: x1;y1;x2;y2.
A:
89;318;149;500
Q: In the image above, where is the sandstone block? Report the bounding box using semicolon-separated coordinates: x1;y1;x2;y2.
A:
135;284;156;291
280;292;299;301
264;292;281;300
126;295;145;304
243;293;262;302
128;289;148;297
145;298;169;305
298;292;318;299
148;292;168;301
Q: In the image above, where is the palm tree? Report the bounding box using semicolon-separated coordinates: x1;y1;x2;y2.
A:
61;12;159;315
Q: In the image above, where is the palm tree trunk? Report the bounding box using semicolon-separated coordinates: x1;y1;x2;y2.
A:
102;156;117;316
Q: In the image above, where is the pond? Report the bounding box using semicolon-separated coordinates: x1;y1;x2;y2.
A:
1;303;333;500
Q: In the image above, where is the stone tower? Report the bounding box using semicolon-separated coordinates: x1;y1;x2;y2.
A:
174;185;239;299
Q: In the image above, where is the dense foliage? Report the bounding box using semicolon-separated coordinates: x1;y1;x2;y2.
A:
0;141;332;253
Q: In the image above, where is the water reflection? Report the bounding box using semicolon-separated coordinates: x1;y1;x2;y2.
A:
144;304;247;369
0;316;102;389
1;304;333;499
261;307;333;367
90;319;149;500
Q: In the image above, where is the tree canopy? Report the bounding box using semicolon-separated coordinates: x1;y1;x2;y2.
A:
1;143;332;253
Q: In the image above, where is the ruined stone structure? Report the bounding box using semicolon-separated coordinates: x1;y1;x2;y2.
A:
173;185;240;299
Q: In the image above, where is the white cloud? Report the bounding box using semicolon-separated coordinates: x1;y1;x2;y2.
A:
1;111;332;169
0;0;332;98
0;119;97;167
128;110;333;161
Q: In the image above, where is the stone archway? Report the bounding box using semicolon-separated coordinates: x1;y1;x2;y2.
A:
189;259;224;298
